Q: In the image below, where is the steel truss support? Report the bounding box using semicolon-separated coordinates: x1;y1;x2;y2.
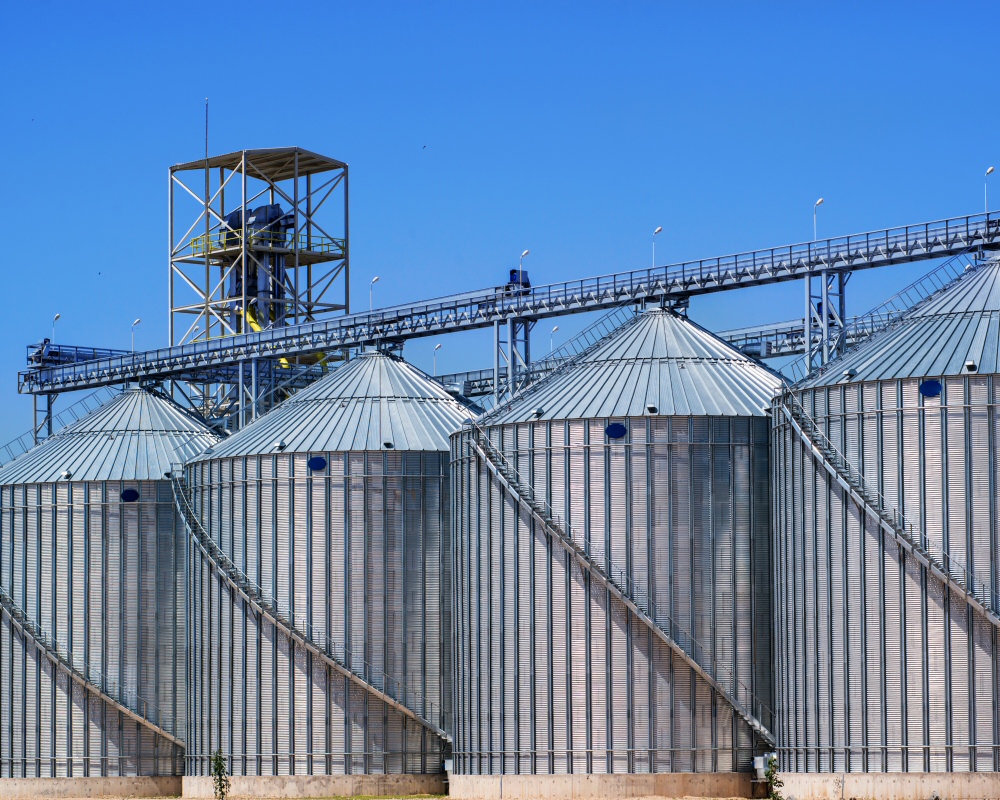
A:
493;317;534;404
31;393;54;444
168;147;350;428
804;269;849;371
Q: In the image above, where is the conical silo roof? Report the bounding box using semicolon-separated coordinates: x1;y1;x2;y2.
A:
195;351;475;459
484;308;782;425
0;387;217;485
798;258;1000;388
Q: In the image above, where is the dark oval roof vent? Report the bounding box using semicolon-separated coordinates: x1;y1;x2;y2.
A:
919;379;943;398
605;423;628;440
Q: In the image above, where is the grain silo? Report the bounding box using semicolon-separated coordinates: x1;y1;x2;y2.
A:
772;258;1000;774
450;307;782;797
179;350;472;793
0;387;215;778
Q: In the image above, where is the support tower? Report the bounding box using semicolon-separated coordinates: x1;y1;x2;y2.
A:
168;147;349;426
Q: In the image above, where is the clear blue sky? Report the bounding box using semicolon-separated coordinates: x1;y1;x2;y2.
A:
1;1;996;445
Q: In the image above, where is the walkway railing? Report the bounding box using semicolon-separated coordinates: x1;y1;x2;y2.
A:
0;583;182;747
777;390;1000;629
465;421;776;745
0;386;121;467
171;470;449;742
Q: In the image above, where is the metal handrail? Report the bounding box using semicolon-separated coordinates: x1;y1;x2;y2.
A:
170;469;449;742
777;390;1000;628
783;249;990;384
0;583;182;747
0;386;121;467
480;304;645;420
464;420;776;745
189;229;346;256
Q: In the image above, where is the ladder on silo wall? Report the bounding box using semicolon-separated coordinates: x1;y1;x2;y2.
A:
465;422;777;747
170;472;451;744
778;391;1000;630
0;584;184;748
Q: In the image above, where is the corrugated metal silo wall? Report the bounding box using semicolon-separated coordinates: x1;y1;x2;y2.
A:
451;415;772;775
186;450;449;776
0;480;185;776
773;376;1000;773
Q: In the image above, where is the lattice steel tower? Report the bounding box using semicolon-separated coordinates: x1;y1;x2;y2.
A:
168;147;349;425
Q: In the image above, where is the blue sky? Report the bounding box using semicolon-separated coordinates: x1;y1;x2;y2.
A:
0;1;996;445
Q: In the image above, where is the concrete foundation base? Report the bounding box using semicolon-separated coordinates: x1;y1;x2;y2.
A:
182;773;446;798
782;772;1000;800
447;772;752;799
0;777;182;799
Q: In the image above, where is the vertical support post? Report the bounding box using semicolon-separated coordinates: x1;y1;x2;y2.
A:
805;269;849;372
493;320;502;405
506;317;517;399
45;395;53;438
344;165;350;315
821;270;831;357
251;358;258;422
32;394;38;446
238;359;246;428
293;151;300;328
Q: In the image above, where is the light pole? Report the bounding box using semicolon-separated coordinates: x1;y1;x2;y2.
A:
51;313;60;341
131;318;141;353
519;249;530;275
433;343;442;376
813;198;824;241
987;166;995;215
550;325;559;352
652;226;663;267
369;276;380;313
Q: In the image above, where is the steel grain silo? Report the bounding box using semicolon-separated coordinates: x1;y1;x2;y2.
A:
0;388;215;777
182;351;473;786
773;259;1000;773
451;308;781;789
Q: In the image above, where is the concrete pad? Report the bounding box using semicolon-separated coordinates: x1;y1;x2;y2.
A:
447;772;752;799
782;771;1000;800
0;777;181;799
182;772;446;798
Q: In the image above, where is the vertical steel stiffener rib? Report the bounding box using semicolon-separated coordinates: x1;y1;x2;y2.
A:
464;423;777;746
0;584;183;748
169;472;450;743
778;391;1000;630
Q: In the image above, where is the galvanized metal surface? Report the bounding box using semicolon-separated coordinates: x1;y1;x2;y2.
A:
773;375;1000;772
186;357;458;776
483;309;781;426
452;414;773;775
0;478;187;777
0;389;215;485
186;450;450;776
0;389;213;776
193;352;474;459
452;308;778;776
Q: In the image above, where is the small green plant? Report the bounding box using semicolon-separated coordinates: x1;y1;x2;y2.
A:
211;749;230;800
764;753;783;800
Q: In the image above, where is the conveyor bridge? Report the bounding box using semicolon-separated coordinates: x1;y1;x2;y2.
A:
20;212;1000;397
